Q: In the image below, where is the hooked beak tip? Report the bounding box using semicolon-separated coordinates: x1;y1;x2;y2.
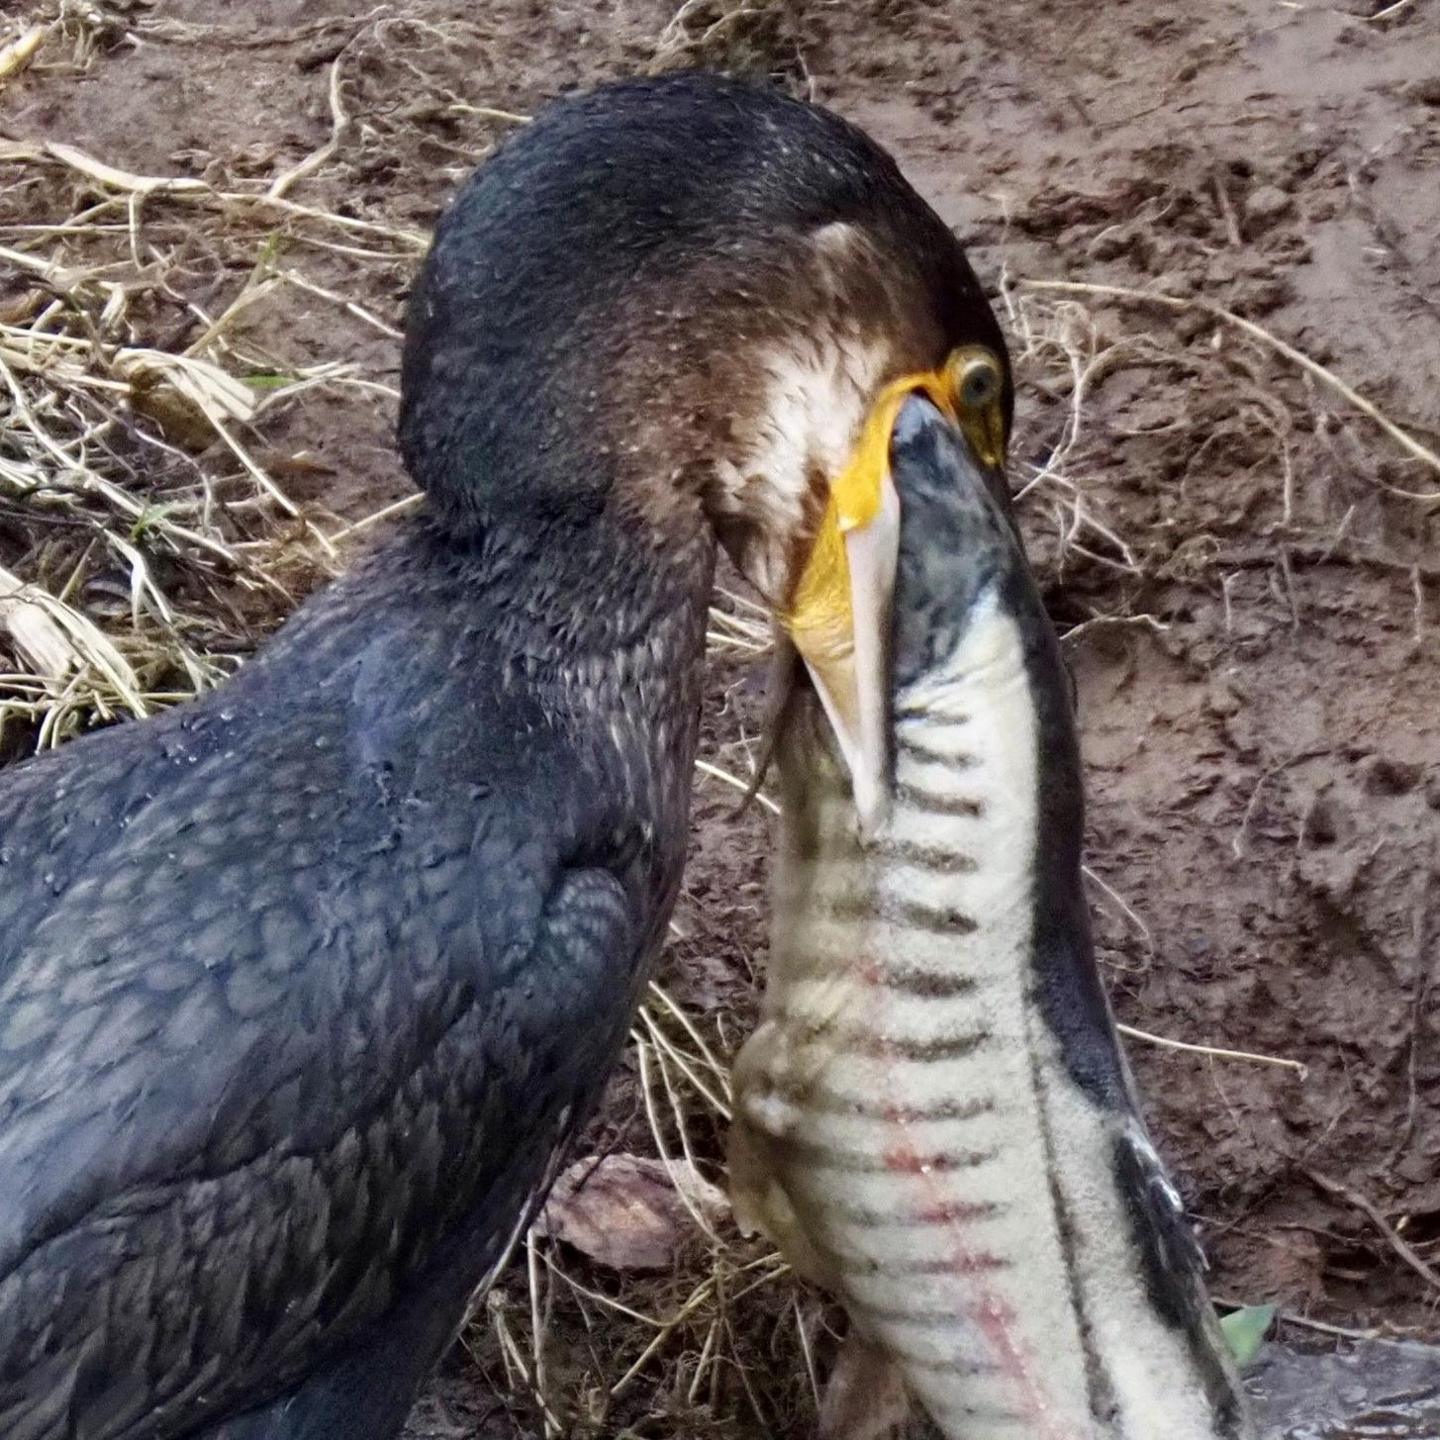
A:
787;470;901;834
853;776;892;841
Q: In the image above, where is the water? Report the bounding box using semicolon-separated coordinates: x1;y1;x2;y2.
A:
1253;1340;1440;1440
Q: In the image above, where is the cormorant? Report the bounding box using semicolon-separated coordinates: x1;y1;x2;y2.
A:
0;72;1012;1439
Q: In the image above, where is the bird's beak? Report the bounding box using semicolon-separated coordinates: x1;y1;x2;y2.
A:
783;371;962;837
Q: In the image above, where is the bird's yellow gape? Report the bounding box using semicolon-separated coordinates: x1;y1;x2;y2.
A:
784;347;1006;835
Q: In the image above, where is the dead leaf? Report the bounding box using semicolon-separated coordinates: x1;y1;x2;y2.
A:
0;565;145;713
819;1332;912;1440
537;1154;729;1271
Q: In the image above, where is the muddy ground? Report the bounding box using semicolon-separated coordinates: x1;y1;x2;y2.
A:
3;0;1439;1435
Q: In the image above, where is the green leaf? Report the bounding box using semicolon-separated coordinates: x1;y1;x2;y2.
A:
242;372;295;391
1220;1304;1275;1370
130;502;178;540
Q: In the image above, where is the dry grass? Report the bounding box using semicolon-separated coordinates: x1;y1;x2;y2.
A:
472;971;820;1440
0;5;429;753
0;244;341;747
998;269;1440;599
650;0;812;97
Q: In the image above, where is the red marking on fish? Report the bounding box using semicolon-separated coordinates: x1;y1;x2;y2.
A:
882;1145;927;1174
913;1200;993;1225
880;1127;1076;1440
812;947;1077;1434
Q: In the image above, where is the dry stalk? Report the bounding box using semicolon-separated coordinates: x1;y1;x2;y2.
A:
1019;278;1440;494
0;139;429;248
266;56;351;202
0;116;413;748
1118;1023;1308;1078
695;755;780;814
1305;1168;1440;1295
0;22;50;85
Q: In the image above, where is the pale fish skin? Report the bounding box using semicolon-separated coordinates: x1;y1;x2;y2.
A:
730;403;1253;1440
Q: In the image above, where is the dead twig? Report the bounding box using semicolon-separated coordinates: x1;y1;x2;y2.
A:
1305;1168;1440;1296
1118;1023;1308;1077
1233;748;1331;860
266;56;351;202
1389;873;1435;1167
1212;1297;1392;1342
695;755;781;815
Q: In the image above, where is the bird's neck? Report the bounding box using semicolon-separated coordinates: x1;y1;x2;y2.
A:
340;504;717;710
477;506;708;644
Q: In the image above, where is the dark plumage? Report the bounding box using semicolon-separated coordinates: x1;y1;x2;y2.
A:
0;72;1005;1439
0;518;708;1439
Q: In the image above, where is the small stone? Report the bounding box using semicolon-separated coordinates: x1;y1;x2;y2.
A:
1176;310;1210;344
1090;227;1131;262
1206;253;1243;287
1152;269;1199;298
1362;755;1422;796
1235;276;1295;317
1396;1153;1432;1186
1244;184;1293;227
1205;681;1242;718
1303;795;1341;846
1425;769;1440;811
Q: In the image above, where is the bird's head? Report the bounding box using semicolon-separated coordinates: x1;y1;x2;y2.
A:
400;73;1012;830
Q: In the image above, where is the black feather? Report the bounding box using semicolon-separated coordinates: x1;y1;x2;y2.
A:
0;520;709;1439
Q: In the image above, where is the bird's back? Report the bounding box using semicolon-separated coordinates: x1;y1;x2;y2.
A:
0;519;706;1439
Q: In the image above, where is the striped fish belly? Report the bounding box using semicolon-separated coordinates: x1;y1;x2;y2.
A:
745;594;1248;1440
760;601;1097;1440
734;400;1252;1440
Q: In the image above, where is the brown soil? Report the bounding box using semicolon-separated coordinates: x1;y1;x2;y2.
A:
3;0;1440;1435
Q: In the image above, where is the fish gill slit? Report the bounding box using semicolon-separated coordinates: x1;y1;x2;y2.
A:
897;734;978;768
830;1198;1002;1229
787;1138;999;1176
894;699;970;726
864;1030;991;1063
895;783;985;819
764;1007;990;1063
834;1249;1015;1279
875;964;980;999
863;838;978;875
820;893;980;935
803;1091;1000;1123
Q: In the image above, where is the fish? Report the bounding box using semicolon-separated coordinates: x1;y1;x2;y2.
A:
729;396;1254;1440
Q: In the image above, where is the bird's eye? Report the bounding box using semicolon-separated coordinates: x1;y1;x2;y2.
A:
942;346;1008;471
957;354;1001;412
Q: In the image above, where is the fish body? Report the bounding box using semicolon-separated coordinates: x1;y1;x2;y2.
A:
730;402;1252;1439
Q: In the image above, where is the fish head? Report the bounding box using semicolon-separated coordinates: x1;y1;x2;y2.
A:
886;387;1033;694
780;352;1014;835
